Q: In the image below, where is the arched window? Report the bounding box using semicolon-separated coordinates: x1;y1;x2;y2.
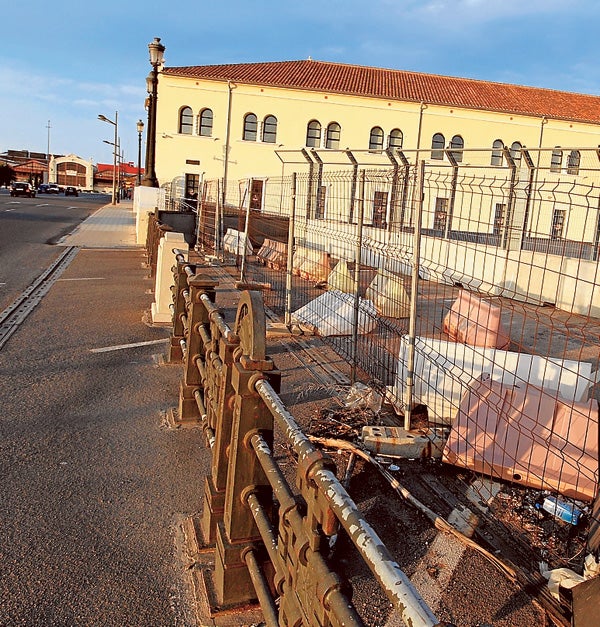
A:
450;135;464;162
198;108;213;137
369;126;384;151
431;133;445;160
325;122;341;149
567;150;581;175
306;120;321;147
388;128;403;149
243;113;258;141
510;141;522;166
550;148;563;173
262;115;277;143
178;106;193;135
491;139;504;166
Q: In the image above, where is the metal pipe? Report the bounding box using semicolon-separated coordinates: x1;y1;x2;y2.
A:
193;389;215;448
314;467;440;627
249;433;297;512
243;549;279;627
249;434;363;626
246;491;281;569
199;293;237;342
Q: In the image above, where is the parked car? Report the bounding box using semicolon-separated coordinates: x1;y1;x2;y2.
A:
64;186;79;197
10;182;36;198
38;183;49;193
47;184;60;194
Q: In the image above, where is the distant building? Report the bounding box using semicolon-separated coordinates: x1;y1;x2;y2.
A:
95;162;143;196
49;154;95;190
14;159;48;187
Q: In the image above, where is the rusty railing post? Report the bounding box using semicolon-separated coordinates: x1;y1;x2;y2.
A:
168;258;193;363
200;325;240;544
171;274;218;427
213;291;281;608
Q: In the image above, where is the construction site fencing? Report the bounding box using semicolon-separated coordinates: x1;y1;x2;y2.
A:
193;147;600;568
166;256;449;627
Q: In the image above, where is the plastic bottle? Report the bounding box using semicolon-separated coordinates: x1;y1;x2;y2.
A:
536;496;581;525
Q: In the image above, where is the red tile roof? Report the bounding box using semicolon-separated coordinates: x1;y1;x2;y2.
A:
162;59;600;125
96;162;142;175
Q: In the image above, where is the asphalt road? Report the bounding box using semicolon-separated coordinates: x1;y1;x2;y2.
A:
0;189;109;312
0;217;205;625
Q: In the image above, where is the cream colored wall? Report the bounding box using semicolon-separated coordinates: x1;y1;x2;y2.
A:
155;72;600;188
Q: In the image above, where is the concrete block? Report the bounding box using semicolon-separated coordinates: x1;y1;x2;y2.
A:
361;426;446;459
152;232;188;324
291;290;376;337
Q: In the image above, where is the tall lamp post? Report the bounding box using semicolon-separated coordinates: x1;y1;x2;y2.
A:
141;37;165;187
136;119;144;185
98;111;118;204
102;139;120;204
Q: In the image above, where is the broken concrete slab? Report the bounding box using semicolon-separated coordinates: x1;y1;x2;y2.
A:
361;426;446;459
291;290;377;337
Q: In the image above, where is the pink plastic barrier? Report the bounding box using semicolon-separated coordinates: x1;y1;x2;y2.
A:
443;376;599;501
443;291;510;349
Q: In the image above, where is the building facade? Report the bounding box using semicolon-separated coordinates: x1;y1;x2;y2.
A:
154;59;600;189
49;154;95;190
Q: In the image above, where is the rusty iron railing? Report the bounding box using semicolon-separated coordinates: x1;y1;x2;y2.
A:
167;253;453;627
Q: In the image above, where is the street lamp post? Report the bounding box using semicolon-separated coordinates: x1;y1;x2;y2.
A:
98;111;118;204
136;119;144;186
141;37;165;188
102;139;120;204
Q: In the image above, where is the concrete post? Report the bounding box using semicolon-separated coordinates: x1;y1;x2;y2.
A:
151;232;188;324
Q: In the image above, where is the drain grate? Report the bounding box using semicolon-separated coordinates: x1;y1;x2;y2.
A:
0;247;79;350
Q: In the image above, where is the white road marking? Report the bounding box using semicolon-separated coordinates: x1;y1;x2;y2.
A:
90;338;169;354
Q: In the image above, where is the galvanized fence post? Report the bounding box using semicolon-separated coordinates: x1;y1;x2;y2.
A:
284;172;297;327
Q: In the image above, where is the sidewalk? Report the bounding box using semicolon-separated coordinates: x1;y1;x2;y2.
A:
0;202;204;626
57;200;139;248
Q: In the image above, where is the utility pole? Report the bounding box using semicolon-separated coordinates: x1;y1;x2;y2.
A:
46;120;51;159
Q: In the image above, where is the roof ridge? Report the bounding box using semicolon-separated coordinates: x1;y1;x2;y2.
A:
161;59;600;124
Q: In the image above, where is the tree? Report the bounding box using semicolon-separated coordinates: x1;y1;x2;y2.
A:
0;164;16;187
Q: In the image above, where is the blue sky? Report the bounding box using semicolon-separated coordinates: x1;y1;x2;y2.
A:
1;0;599;166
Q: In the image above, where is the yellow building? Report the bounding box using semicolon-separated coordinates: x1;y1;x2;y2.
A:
151;60;600;316
155;59;600;189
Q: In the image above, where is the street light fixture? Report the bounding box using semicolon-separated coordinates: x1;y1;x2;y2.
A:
141;37;165;188
98;111;118;204
136;119;144;186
